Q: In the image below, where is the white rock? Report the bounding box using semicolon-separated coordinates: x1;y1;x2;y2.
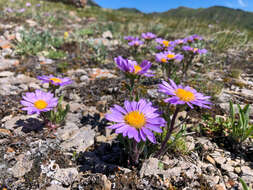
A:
0;71;14;77
60;126;95;152
46;184;69;190
102;30;113;39
10;154;33;178
54;168;78;186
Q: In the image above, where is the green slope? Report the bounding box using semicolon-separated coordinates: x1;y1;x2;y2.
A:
157;6;253;30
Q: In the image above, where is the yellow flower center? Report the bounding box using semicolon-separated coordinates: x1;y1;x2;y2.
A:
134;42;139;46
50;77;62;83
64;32;69;39
34;100;48;110
175;88;195;102
163;40;169;47
193;48;198;52
167;54;175;59
124;111;146;129
161;58;167;63
134;65;142;74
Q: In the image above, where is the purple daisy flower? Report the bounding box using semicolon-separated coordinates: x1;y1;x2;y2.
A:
182;46;207;54
26;2;31;7
114;56;154;77
158;79;212;109
156;51;183;63
164;51;184;62
37;75;73;86
105;99;166;143
21;90;58;114
173;39;184;45
141;32;157;40
17;8;26;13
124;36;137;42
183;36;194;44
156;38;173;48
5;8;13;13
191;34;203;41
128;39;144;47
156;52;168;63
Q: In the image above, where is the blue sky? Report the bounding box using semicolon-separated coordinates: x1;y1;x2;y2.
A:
94;0;253;13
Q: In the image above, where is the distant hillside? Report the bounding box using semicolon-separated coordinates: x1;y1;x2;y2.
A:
156;6;253;30
87;0;99;7
117;8;142;14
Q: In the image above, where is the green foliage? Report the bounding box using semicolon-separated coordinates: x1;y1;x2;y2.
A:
77;28;94;37
47;96;70;125
240;178;252;190
15;29;64;56
199;114;230;136
57;62;69;73
47;50;67;59
86;40;108;64
162;124;188;154
229;101;253;145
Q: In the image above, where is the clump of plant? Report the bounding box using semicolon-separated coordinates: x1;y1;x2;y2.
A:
228;100;253;149
20;75;72;131
86;39;108;64
15;29;64;56
105;33;212;165
198;114;230;137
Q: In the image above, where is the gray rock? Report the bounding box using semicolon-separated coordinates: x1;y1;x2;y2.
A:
101;175;111;190
60;126;95;152
28;82;41;89
65;113;81;124
42;83;49;89
228;171;238;179
0;84;19;95
241;166;253;176
241;88;253;97
185;136;195;151
204;175;219;187
69;102;86;112
46;184;69;190
96;135;107;143
221;164;234;172
140;157;159;178
54;168;78;186
56;122;80;141
38;56;54;64
213;156;226;165
217;91;231;103
10;154;33;178
234;167;241;174
80;75;89;82
102;31;113;39
0;71;14;77
147;89;159;99
140;157;201;182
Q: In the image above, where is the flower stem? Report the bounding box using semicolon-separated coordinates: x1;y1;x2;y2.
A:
129;77;135;101
131;140;140;165
183;54;194;81
155;106;180;158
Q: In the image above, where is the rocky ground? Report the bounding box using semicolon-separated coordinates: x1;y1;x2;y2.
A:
1;1;253;190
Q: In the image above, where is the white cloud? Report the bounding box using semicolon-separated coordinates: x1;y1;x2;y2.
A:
238;0;246;7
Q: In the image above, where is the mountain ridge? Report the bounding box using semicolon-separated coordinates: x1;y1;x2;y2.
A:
115;6;253;30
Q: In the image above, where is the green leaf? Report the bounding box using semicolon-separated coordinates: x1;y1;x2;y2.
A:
240;178;251;190
229;100;235;125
